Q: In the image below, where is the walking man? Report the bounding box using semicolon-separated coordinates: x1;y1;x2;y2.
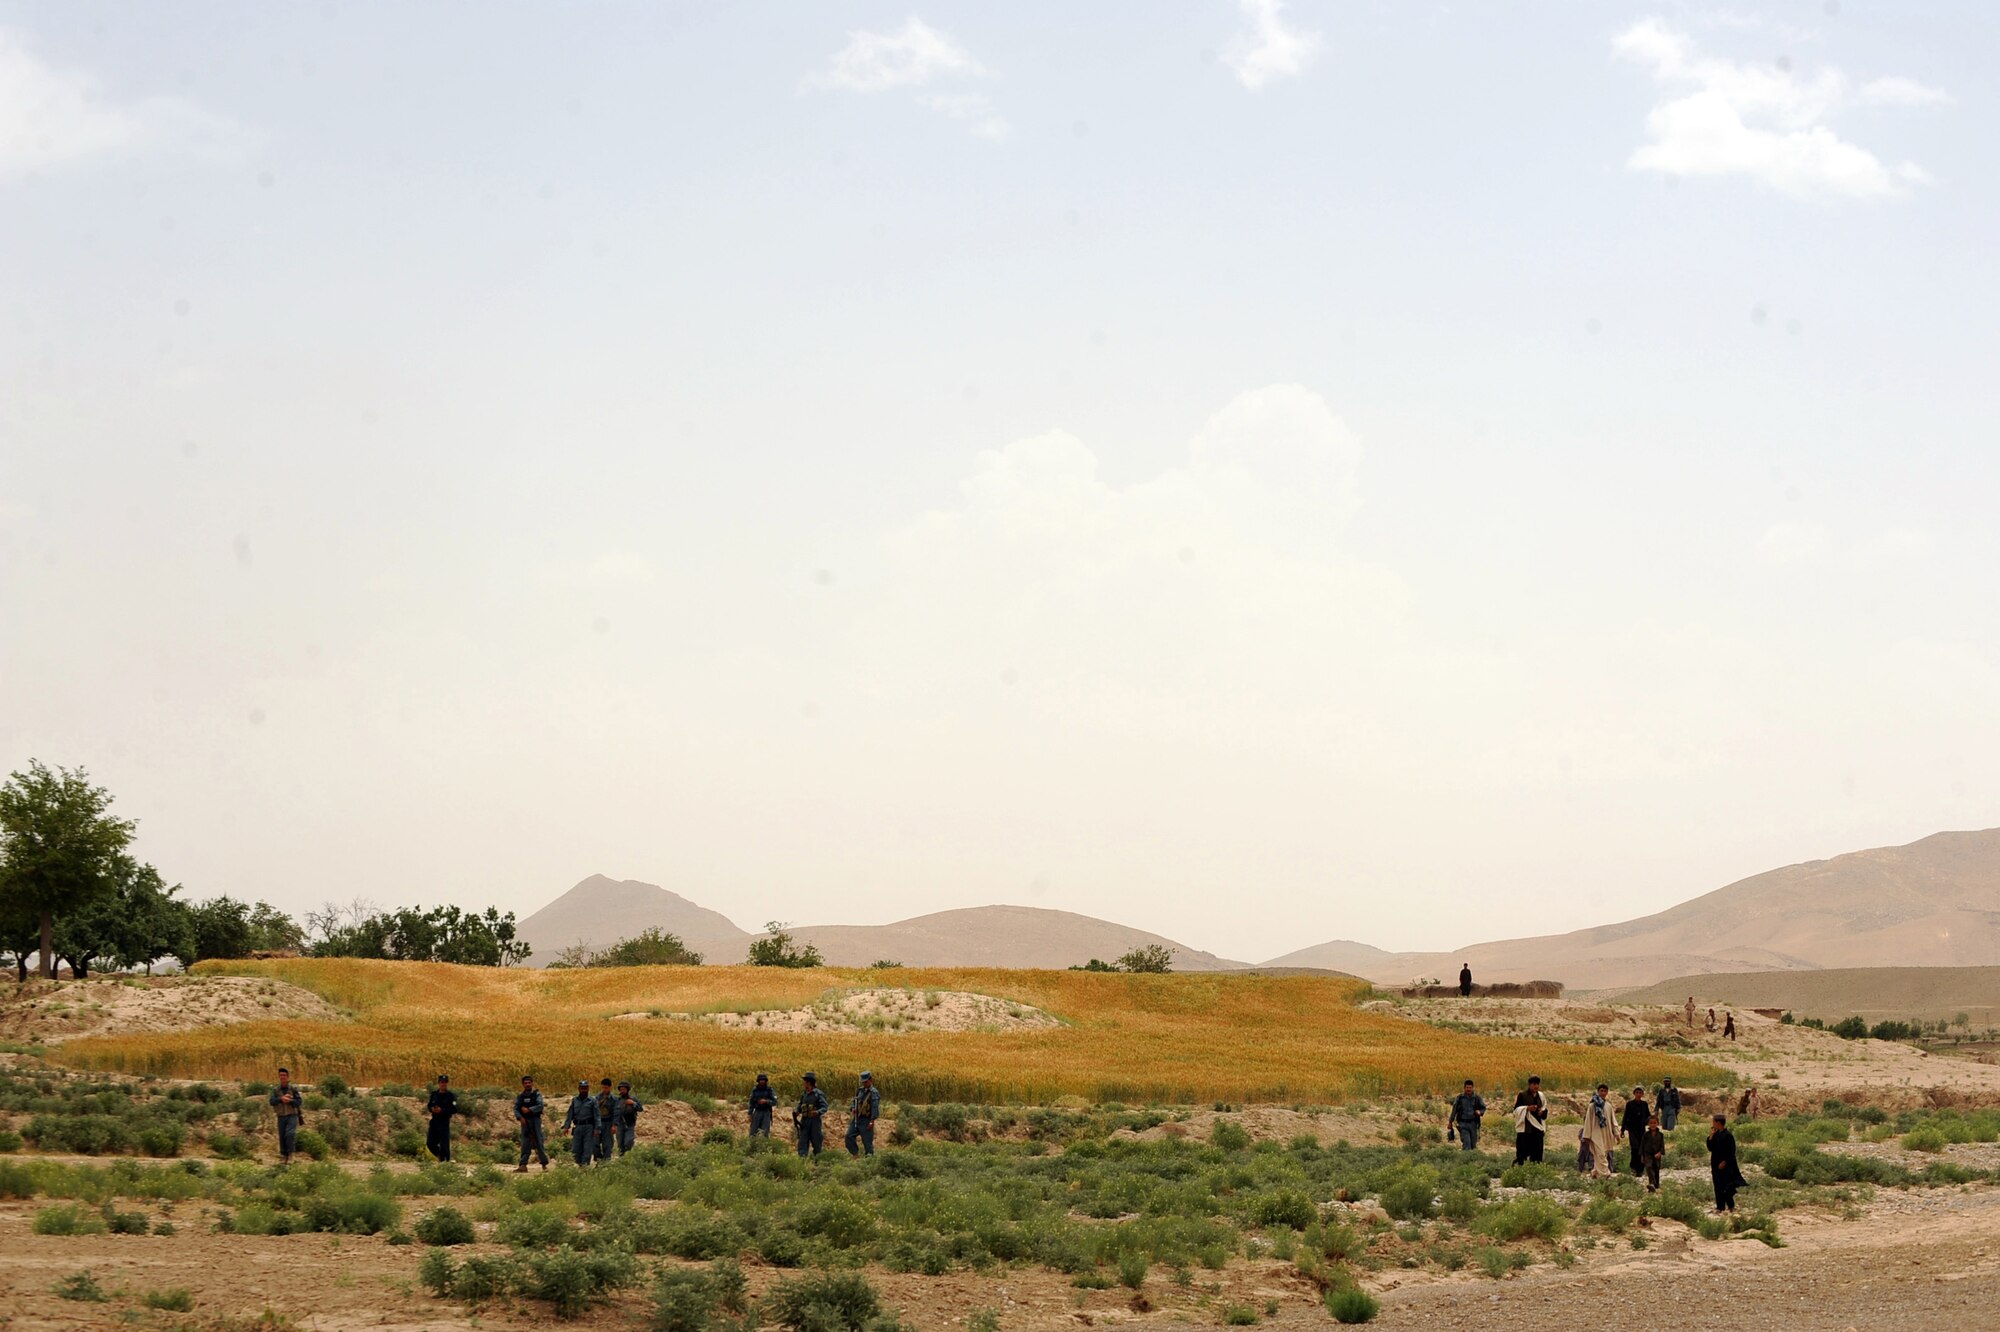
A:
425;1073;458;1162
514;1075;549;1172
1620;1086;1651;1177
614;1081;643;1154
1709;1114;1745;1213
563;1079;599;1167
1447;1079;1486;1150
793;1072;828;1158
748;1073;777;1138
845;1071;881;1156
1458;963;1473;997
1657;1077;1681;1132
1512;1076;1547;1165
594;1079;618;1162
1724;1011;1736;1041
1684;996;1696;1029
1579;1084;1617;1178
268;1068;303;1166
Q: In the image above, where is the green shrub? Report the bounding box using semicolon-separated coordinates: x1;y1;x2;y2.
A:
34;1204;106;1236
0;1161;31;1198
1246;1189;1316;1230
1117;1250;1150;1289
498;1202;574;1248
1378;1165;1440;1221
389;1127;425;1157
53;1271;108;1302
1324;1288;1378;1324
1903;1127;1948;1154
319;1074;351;1098
702;1126;734;1146
152;1219;177;1236
0;1129;20;1152
1210;1120;1252;1152
101;1203;150;1234
415;1205;477;1245
338;1193;401;1235
515;1245;639;1319
652;1266;722;1332
1223;1305;1259;1325
208;1130;251;1159
293;1128;330;1160
1578;1197;1636;1233
764;1271;883;1332
760;1230;807;1267
418;1249;457;1297
135;1123;184;1157
1477;1196;1566;1242
144;1288;196;1312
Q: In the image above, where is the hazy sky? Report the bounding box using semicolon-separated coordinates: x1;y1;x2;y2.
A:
4;2;1995;961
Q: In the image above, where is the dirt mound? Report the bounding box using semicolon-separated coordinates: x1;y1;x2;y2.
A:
611;987;1062;1035
0;975;347;1042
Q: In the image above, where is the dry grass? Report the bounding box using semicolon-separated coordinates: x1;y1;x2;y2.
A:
56;959;1721;1104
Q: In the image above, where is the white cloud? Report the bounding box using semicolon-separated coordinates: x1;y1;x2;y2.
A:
1758;520;1828;565
1222;0;1322;91
804;18;982;93
1612;18;1942;199
805;18;1007;141
0;27;245;182
1859;76;1951;108
918;93;1011;142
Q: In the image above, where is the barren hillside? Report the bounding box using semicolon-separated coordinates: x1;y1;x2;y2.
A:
1269;828;2000;989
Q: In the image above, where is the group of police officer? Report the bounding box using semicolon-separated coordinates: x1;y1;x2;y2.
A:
503;1073;645;1170
491;1069;880;1169
748;1069;881;1157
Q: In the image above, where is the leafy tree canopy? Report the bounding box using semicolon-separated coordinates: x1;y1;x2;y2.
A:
747;921;822;968
0;761;136;978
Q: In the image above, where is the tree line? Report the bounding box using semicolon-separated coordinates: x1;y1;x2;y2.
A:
0;761;530;980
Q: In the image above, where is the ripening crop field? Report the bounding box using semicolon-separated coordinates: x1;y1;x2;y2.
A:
58;959;1721;1105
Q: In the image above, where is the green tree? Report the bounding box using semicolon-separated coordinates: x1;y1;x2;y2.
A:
591;927;703;967
51;859;191;978
746;921;822;968
182;896;299;964
0;761;136;978
311;904;530;967
1115;944;1175;974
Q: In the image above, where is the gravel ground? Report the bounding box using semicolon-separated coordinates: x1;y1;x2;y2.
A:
1372;1185;2000;1330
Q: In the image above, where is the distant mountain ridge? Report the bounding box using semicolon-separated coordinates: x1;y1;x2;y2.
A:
515;877;1245;971
1267;828;2000;989
520;828;2000;984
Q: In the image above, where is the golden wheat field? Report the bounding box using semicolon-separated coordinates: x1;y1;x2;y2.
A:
59;960;1720;1104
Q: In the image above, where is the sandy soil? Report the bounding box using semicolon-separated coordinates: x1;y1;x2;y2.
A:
611;987;1062;1035
0;975;347;1042
1373;995;2000;1110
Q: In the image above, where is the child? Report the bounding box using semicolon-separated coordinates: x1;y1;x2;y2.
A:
1641;1112;1667;1192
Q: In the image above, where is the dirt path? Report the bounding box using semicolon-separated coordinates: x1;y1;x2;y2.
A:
1374;1184;2000;1330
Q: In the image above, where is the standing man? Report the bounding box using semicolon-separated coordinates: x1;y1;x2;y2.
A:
514;1075;549;1172
1657;1077;1681;1132
268;1068;303;1166
1724;1012;1736;1041
1709;1114;1745;1213
1458;963;1473;997
748;1073;777;1138
614;1081;644;1154
793;1072;828;1158
594;1079;618;1162
425;1074;458;1162
845;1071;881;1156
1512;1076;1547;1165
1579;1084;1617;1178
1684;996;1696;1029
1447;1079;1486;1151
1620;1086;1652;1177
563;1080;599;1167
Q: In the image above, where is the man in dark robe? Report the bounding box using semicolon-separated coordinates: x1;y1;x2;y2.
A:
1709;1114;1746;1212
1512;1076;1547;1165
1458;964;1473;997
1621;1086;1651;1176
